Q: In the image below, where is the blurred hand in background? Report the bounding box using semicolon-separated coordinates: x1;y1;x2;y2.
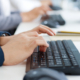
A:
20;5;52;22
40;0;52;6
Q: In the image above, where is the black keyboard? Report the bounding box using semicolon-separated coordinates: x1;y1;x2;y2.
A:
26;40;80;75
42;14;65;28
50;6;62;10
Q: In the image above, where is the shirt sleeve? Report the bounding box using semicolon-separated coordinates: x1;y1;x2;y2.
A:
0;13;22;31
0;31;11;66
0;31;11;36
0;47;4;66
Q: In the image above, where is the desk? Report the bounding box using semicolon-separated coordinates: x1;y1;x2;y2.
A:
0;10;80;80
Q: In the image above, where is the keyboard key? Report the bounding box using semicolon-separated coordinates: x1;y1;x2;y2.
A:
47;56;53;60
47;41;52;52
51;41;58;51
47;60;54;67
40;60;47;67
54;53;60;57
47;47;52;52
56;40;65;50
63;59;71;66
32;53;38;61
55;56;61;59
61;54;68;59
60;50;67;55
66;48;71;52
55;59;62;65
34;47;38;52
39;52;46;60
62;40;70;48
71;58;78;66
31;60;39;68
69;54;74;59
47;51;53;56
53;51;59;54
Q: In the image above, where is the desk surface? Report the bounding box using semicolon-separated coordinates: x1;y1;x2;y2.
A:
0;10;80;80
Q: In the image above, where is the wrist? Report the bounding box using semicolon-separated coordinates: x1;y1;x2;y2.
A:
0;37;5;46
0;36;12;46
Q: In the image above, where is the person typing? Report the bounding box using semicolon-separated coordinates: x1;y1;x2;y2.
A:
0;25;55;66
0;0;51;34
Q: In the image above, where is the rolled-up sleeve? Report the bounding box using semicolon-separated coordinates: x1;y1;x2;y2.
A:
0;13;22;31
0;31;11;66
0;47;4;66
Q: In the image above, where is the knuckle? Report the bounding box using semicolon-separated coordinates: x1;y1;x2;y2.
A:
20;33;26;39
39;36;44;39
34;32;38;36
39;25;42;28
34;40;38;45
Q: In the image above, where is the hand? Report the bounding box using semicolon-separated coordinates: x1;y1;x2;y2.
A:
31;25;55;36
29;25;55;35
20;5;52;22
0;25;55;46
1;32;49;65
41;0;52;6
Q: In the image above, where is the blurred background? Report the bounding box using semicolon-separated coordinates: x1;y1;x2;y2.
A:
10;0;80;12
1;0;80;35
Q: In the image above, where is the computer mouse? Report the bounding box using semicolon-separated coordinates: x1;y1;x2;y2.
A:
41;20;58;28
23;68;68;80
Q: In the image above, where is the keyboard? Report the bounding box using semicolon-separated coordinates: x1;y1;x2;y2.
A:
42;14;65;28
50;6;62;10
26;40;80;75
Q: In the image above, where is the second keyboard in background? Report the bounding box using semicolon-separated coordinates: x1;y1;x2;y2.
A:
41;14;66;28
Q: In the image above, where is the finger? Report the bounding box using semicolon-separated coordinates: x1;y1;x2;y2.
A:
23;31;39;37
41;6;48;15
30;37;49;51
29;36;46;42
39;46;47;52
39;6;50;15
32;40;49;48
41;25;55;35
42;5;52;11
39;10;46;15
38;25;54;36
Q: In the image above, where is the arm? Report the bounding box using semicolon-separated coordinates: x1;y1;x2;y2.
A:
0;25;55;46
0;13;22;31
0;6;51;31
0;25;55;66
